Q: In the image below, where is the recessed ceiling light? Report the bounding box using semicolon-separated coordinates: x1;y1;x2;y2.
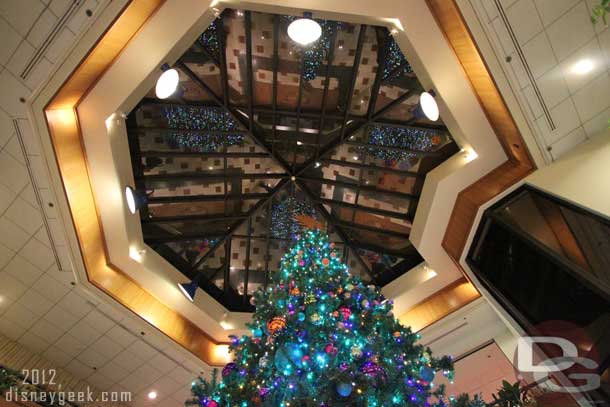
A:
353;156;359;160
571;59;594;75
287;13;322;46
147;391;157;400
125;186;137;214
296;141;303;145
315;161;321;168
155;65;179;99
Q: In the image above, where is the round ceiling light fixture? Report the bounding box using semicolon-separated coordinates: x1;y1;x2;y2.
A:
125;186;147;214
418;90;439;122
155;63;179;99
287;12;322;46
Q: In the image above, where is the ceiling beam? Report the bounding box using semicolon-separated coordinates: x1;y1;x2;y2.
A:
314;22;338;167
295;179;376;281
175;61;293;174
139;151;269;158
143;213;249;224
140;172;288;182
338;25;367;143
320;158;420;178
344;140;445;156
336;219;410;239
148;192;271;204
300;175;419;200
318;198;412;221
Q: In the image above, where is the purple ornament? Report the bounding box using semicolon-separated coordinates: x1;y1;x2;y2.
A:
222;362;236;377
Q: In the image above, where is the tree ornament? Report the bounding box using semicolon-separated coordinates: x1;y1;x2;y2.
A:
361;361;387;387
338;306;352;320
336;382;353;397
205;400;219;407
350;346;363;359
267;316;287;335
187;230;454;407
222;362;236;377
419;365;435;383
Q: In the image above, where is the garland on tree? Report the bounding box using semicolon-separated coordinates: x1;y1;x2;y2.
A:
187;230;453;407
270;197;319;240
163;106;244;152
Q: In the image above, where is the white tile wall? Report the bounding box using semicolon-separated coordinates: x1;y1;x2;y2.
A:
471;0;610;161
0;1;212;405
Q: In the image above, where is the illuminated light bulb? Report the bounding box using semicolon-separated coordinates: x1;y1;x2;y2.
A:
147;391;157;400
155;65;179;99
462;147;478;162
419;91;439;121
287;13;322;46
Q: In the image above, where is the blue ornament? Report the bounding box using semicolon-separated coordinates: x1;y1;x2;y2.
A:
274;346;291;370
298;312;306;322
252;327;263;337
419;365;435;382
336;382;352;397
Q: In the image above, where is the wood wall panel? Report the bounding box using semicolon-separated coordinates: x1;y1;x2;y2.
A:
399;278;480;332
425;0;536;263
44;0;232;366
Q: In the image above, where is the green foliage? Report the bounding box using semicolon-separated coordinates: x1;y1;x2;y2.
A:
187;231;535;407
0;367;19;393
190;230;453;406
591;0;610;25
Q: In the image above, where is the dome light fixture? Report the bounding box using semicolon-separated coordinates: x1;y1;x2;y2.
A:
287;12;322;46
178;273;204;302
125;186;147;214
413;90;440;122
155;63;179;99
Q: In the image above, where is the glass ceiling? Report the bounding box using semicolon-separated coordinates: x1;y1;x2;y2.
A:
127;9;458;311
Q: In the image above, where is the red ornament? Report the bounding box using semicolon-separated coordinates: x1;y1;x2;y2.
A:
322;258;330;266
325;343;338;355
339;306;352;320
206;400;219;407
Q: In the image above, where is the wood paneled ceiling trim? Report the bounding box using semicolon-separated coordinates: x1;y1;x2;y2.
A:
43;0;232;367
425;0;536;263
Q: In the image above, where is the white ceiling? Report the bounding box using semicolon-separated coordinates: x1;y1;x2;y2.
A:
0;0;210;405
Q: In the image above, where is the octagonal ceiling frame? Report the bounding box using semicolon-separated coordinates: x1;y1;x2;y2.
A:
28;0;539;366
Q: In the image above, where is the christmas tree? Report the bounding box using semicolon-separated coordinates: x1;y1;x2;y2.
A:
188;229;455;407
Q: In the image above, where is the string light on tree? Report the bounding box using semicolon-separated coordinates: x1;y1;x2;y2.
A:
187;230;453;407
270;196;318;240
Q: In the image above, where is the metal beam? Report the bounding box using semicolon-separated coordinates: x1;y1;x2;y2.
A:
243;217;252;304
271;15;279;157
318;198;412;221
320;158;420;178
141;172;288;182
245;11;255;133
129;126;247;135
336;219;410;239
338;25;367;143
345;140;444;156
145;233;226;244
175;61;293;174
217;15;229;107
188;178;290;271
148;192;270;204
314;22;338;167
139;151;269;158
295;179;376;281
300;175;419;200
142;213;249;224
349;241;409;258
